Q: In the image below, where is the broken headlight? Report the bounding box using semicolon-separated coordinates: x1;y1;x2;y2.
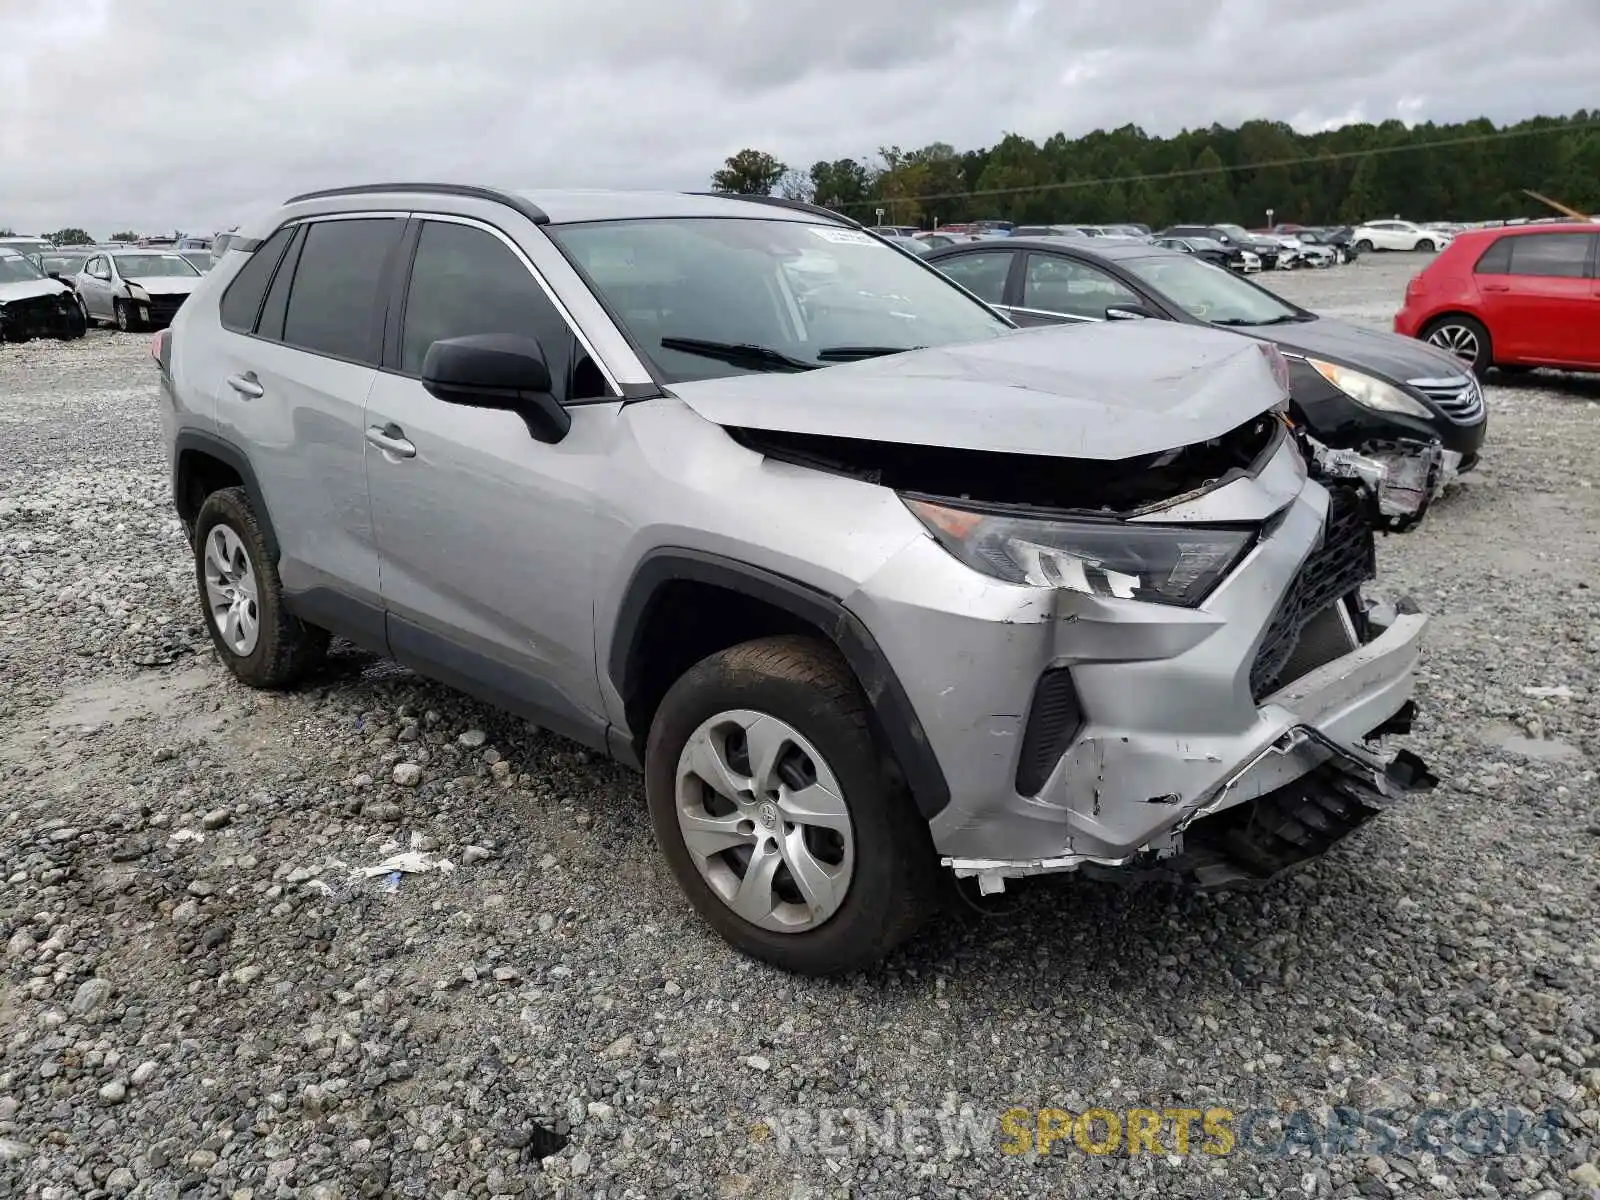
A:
905;499;1254;606
1307;359;1433;420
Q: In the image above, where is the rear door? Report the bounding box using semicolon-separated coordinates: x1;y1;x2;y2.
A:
1009;251;1143;325
210;214;407;645
1498;233;1596;364
931;247;1018;314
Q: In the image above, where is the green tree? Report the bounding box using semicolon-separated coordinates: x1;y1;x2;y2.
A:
710;149;788;195
47;228;93;246
809;159;871;211
1185;146;1235;221
775;170;815;203
110;230;138;242
0;227;15;237
1339;156;1380;224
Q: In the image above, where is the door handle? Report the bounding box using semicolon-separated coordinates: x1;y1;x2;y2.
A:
1481;283;1510;292
226;372;264;398
365;423;416;459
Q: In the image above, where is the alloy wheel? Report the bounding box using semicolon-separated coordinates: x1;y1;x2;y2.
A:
674;709;855;933
1426;323;1480;365
203;524;260;655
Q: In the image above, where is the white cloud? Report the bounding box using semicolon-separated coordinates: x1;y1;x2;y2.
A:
2;0;1596;235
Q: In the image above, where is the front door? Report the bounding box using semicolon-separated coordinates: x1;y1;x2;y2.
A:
363;215;621;744
78;256;111;318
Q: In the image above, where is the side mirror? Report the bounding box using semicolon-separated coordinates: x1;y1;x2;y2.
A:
46;270;61;280
421;333;571;444
1105;304;1155;321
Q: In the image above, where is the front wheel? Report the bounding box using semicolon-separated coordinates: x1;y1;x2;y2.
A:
193;487;328;688
1423;314;1492;379
1416;239;1436;253
1353;239;1373;254
645;636;936;975
113;299;137;333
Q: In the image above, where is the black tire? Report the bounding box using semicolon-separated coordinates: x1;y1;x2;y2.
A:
1421;314;1492;379
644;635;938;975
192;487;328;688
113;299;137;333
1496;365;1533;376
1416;239;1436;253
1353;239;1373;254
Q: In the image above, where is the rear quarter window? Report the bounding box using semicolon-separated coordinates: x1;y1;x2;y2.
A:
1505;233;1592;280
220;226;295;333
1473;237;1512;275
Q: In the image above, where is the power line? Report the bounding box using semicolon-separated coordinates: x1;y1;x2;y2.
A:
830;118;1600;211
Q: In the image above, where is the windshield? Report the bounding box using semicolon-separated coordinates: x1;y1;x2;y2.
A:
115;253;200;278
1121;255;1303;326
42;254;88;275
0;252;47;283
548;217;1012;383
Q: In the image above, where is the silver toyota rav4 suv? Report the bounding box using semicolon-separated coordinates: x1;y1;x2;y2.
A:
157;184;1435;974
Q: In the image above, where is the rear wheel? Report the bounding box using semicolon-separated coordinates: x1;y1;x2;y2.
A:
1416;238;1436;253
1423;315;1491;378
193;487;328;688
1354;239;1373;254
644;635;936;975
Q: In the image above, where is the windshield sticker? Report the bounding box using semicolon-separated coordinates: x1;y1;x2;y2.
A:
810;228;876;245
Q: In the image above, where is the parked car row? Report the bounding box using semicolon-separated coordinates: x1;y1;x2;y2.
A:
924;236;1485;495
0;243;209;339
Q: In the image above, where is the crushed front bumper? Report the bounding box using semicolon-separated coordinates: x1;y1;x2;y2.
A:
849;439;1434;894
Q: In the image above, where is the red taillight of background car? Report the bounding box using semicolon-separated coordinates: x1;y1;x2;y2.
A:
150;329;166;361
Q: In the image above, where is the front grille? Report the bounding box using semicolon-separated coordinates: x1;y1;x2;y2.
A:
146;295;187;325
1248;485;1375;699
1408;374;1484;423
1015;668;1084;795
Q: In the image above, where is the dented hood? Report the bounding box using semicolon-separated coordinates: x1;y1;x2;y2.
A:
666;321;1285;460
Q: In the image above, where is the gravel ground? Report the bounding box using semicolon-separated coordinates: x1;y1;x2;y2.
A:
1;256;1597;1199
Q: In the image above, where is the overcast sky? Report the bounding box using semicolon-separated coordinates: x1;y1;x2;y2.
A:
2;0;1595;236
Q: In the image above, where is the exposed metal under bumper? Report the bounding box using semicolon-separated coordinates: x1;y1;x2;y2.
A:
943;726;1435;894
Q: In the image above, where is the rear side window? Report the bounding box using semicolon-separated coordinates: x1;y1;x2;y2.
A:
219;226;295;332
1506;233;1592;279
280;218;406;363
937;250;1013;304
1473;238;1512;275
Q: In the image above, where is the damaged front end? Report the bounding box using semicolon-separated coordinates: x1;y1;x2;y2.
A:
887;416;1439;897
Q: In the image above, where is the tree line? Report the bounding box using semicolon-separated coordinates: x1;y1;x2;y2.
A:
709;112;1600;229
0;228;168;244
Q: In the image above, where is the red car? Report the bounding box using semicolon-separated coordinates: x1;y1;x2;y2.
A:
1394;223;1600;377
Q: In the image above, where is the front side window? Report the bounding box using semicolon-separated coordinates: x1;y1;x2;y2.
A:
1507;233;1592;279
113;253;200;278
401;220;590;397
1021;254;1138;319
936;250;1014;304
280;218;405;362
1120;254;1301;326
547;217;1011;384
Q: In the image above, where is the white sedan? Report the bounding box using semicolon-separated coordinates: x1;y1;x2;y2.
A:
1349;220;1452;253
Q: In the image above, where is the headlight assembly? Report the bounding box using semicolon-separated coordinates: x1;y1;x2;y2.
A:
905;499;1255;606
1307;358;1433;420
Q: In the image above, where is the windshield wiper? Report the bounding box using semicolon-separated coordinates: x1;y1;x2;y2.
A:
1212;314;1303;327
815;345;922;362
659;337;817;372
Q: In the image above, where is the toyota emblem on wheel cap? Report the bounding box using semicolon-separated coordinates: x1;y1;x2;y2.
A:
758;801;779;830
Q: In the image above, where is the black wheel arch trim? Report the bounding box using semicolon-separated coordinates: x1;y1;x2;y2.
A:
172;430;280;561
609;549;951;820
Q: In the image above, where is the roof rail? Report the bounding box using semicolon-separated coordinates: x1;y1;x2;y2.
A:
686;192;861;228
284;182;550;225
